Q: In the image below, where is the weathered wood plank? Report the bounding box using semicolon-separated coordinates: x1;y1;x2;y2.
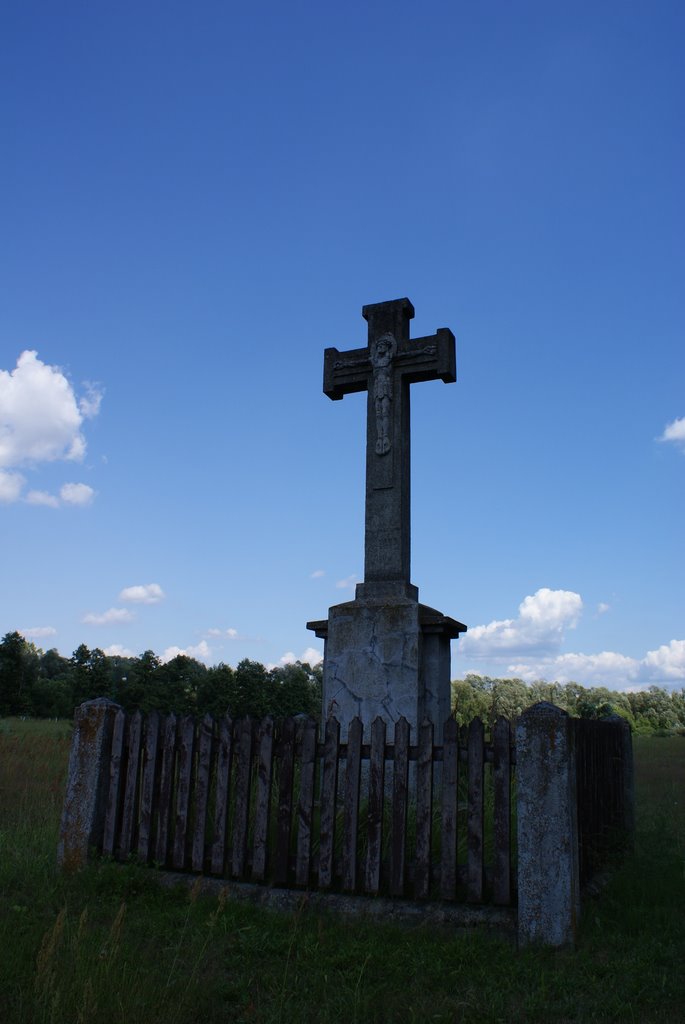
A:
492;716;511;905
103;708;127;857
295;717;317;886
390;717;410;897
273;717;296;886
154;714;177;866
364;716;386;894
137;711;160;863
231;717;254;878
172;715;195;870
415;718;434;899
210;714;233;876
318;717;340;889
251;716;274;882
440;717;459;900
191;713;214;873
342;717;363;892
466;717;484;902
118;710;143;859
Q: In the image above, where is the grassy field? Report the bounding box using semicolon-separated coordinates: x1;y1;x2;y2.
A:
0;719;683;1023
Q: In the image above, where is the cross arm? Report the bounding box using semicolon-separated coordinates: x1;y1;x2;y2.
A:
398;328;456;385
323;346;370;401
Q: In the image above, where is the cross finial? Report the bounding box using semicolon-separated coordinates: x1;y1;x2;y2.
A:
362;298;415;346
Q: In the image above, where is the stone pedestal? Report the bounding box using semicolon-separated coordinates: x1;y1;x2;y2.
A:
308;582;465;741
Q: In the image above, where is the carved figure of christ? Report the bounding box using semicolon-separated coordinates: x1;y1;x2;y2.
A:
323;298;456;590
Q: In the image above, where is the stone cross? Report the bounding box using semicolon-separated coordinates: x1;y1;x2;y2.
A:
309;298;464;740
323;298;455;593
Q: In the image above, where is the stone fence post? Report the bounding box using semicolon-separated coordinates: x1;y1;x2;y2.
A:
516;702;580;947
58;698;120;872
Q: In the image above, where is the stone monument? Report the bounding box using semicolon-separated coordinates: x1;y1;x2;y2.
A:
307;298;466;740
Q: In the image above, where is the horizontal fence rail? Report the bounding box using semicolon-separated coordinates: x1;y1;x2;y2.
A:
99;711;517;905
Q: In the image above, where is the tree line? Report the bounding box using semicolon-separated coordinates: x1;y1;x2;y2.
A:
1;631;684;733
0;632;321;721
452;674;685;734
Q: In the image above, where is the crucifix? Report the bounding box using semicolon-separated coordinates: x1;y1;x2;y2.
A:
323;298;456;592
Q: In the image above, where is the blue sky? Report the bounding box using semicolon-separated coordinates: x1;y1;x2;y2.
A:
1;0;683;690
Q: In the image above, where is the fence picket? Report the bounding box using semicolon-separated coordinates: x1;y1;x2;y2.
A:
390;716;410;897
103;708;127;857
232;717;254;878
118;710;142;859
210;715;233;876
155;714;177;866
466;717;484;902
364;716;386;894
295;717;317;886
172;716;195;870
440;717;459;900
137;711;160;862
252;716;274;881
318;717;340;889
274;717;296;886
415;718;434;898
342;717;363;892
492;716;511;905
191;713;214;872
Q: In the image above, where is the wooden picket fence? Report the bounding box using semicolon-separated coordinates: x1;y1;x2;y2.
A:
574;716;634;881
100;710;516;905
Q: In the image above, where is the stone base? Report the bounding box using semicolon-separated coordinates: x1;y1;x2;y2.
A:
307;584;466;741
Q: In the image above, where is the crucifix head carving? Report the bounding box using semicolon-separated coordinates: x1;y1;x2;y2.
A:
370;332;397;368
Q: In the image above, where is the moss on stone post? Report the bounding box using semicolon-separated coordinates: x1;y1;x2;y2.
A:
58;698;120;872
516;702;580;947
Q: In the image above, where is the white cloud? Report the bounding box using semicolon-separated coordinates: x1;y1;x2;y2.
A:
508;651;640;686
20;626;57;639
459;590;685;689
24;483;95;508
83;607;135;625
335;574;358;589
79;383;103;419
300;646;323;666
642;639;685;680
25;489;60;508
310;569;325;579
119;583;165;605
659;416;685;449
160;640;212;664
506;643;685;688
103;644;135;658
206;627;240;639
597;602;611;615
0;351;102;503
276;647;323;668
461;588;583;659
0;470;26;503
60;482;95;506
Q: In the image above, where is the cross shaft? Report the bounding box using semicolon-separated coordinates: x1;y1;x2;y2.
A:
323;299;456;590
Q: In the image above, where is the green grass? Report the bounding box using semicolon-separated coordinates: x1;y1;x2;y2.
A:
1;720;684;1023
